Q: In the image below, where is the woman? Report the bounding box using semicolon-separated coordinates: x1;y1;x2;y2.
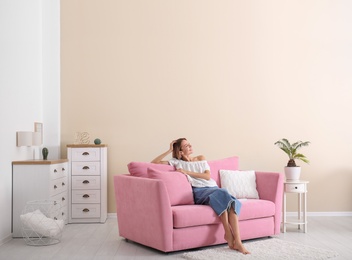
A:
151;138;250;254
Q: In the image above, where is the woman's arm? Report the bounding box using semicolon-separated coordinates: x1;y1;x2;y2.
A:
177;169;211;180
151;140;175;164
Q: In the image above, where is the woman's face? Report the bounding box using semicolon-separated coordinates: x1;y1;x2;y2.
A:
180;139;193;157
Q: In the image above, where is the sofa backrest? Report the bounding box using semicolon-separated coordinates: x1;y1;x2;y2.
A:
128;161;174;177
128;156;239;187
127;157;239;206
208;156;239;186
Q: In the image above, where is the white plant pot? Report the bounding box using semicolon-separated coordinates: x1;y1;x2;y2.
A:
284;166;301;180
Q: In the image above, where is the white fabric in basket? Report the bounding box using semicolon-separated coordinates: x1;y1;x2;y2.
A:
20;209;64;237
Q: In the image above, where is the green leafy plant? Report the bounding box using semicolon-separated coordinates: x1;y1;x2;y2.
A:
274;138;310;167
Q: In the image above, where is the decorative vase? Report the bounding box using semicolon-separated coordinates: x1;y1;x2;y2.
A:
94;138;101;145
284;166;301;180
42;147;49;160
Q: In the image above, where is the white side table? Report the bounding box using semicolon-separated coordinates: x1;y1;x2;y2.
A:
282;180;309;233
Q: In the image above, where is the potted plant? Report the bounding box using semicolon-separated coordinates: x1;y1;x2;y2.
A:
274;138;310;180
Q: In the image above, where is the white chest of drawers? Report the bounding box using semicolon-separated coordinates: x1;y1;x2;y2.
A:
12;159;69;237
67;144;107;223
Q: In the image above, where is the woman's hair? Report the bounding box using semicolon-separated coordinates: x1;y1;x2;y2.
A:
172;138;187;159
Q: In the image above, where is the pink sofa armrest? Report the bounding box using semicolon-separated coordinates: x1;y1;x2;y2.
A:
255;171;284;234
114;174;173;252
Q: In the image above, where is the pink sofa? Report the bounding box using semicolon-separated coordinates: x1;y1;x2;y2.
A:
114;156;283;252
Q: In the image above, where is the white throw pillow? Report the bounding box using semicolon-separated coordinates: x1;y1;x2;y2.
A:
220;170;259;199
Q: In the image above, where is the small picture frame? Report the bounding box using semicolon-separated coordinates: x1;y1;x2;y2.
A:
34;122;43;144
74;132;90;144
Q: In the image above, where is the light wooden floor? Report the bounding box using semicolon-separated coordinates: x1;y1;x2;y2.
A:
0;216;351;259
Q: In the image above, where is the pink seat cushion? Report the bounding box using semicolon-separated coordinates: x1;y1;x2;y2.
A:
172;205;220;228
172;199;275;228
147;167;194;206
128;162;174;177
238;199;275;221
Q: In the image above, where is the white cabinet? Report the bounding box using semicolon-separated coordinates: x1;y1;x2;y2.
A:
12;159;69;237
67;145;107;223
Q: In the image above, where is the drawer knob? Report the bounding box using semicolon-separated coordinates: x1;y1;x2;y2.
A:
62;182;65;186
54;185;58;189
62;168;65;171
62;197;65;201
83;208;90;212
54;217;58;220
54;201;57;205
83;194;90;198
82;180;90;184
82;152;90;156
295;187;298;189
82;166;90;170
54;169;57;173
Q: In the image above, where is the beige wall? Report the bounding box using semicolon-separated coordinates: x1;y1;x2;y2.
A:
61;0;352;213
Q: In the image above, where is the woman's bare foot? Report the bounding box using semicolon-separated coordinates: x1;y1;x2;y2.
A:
224;232;234;249
233;242;250;254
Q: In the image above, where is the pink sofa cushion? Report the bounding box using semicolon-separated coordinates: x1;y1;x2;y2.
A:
172;205;220;228
128;162;174;177
238;199;275;221
147;167;194;206
208;156;239;186
172;199;275;228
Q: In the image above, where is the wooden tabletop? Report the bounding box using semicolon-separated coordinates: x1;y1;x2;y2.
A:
66;144;108;148
12;159;68;165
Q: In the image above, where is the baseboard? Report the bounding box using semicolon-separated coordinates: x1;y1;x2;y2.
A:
0;234;12;246
108;213;117;219
286;211;352;217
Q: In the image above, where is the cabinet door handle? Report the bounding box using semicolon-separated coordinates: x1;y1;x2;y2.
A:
82;152;90;156
62;168;65;171
62;212;65;216
83;194;90;198
82;180;90;184
83;208;90;212
54;185;58;189
54;169;57;173
82;166;90;170
62;197;65;201
62;182;65;186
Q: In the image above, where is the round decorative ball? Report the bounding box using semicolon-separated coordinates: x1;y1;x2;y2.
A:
94;138;101;145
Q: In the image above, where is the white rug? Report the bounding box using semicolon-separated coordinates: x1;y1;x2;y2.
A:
183;238;339;260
